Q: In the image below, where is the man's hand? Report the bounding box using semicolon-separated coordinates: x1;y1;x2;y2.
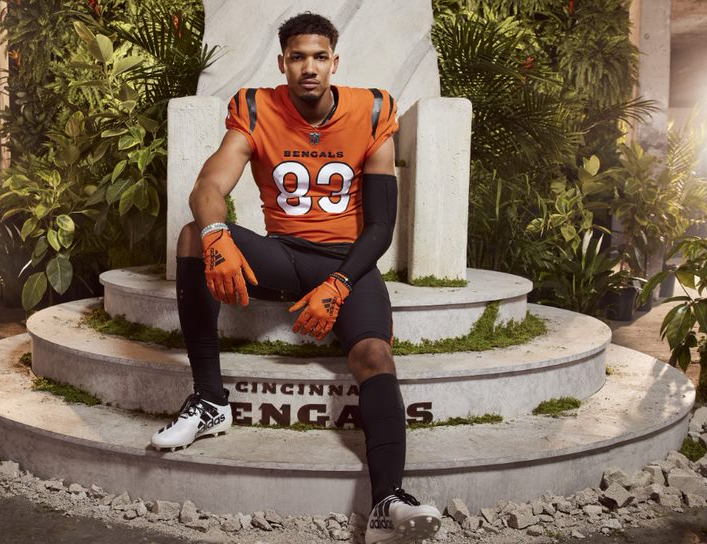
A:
289;274;351;339
202;229;258;305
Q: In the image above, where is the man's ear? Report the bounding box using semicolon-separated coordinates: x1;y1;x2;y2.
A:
332;54;339;75
277;54;285;74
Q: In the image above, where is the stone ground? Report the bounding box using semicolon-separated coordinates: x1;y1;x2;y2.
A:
2;301;707;543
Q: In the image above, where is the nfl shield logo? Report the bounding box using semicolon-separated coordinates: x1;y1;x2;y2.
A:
309;132;321;145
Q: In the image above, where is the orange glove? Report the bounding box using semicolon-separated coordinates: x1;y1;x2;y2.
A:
202;229;258;305
289;274;351;339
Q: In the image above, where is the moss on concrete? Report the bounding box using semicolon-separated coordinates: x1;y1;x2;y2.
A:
82;302;546;357
382;268;468;287
18;352;32;368
681;437;707;462
32;377;101;406
532;396;581;416
408;413;503;430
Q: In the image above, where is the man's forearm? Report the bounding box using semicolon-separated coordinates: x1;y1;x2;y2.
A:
189;182;230;231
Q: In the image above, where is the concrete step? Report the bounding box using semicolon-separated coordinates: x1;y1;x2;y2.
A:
100;266;533;343
27;299;610;421
0;333;693;515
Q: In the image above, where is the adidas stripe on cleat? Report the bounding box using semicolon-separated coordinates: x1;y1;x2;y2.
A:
151;391;232;451
365;488;441;544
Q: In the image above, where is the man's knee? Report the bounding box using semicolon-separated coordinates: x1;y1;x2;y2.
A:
177;222;202;257
348;338;395;383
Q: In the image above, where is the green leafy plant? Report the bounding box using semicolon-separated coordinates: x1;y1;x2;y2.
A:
640;237;707;399
0;0;216;310
532;396;581;416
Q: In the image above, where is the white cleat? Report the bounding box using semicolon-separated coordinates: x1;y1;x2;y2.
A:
151;392;232;451
365;488;441;544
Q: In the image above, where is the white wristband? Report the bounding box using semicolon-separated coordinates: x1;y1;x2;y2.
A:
200;222;229;239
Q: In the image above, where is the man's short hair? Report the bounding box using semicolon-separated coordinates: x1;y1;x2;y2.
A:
278;12;339;51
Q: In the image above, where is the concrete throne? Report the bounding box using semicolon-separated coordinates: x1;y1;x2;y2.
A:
166;0;473;283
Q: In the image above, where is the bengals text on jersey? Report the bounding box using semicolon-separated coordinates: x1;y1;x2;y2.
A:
225;85;398;244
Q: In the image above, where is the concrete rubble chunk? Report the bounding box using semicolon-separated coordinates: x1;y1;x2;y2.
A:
328;512;348;525
555;498;572;514
0;461;20;479
219;514;241;533
601;467;630;490
695;456;707;478
628;471;654;489
186;518;218;533
507;505;538;530
657;493;683;508
644;465;668;485
238;513;252;531
327;519;342;531
583;504;603;517
152;500;180;521
690;407;707;433
88;484;105;498
44;480;65;492
667;468;707;499
684;493;707;508
135;502;147;517
700;434;707;448
526;525;544;536
110;492;131;510
538;514;554;523
68;483;87;494
574;488;599;506
441;516;459;533
446;498;471;523
251;514;273;531
179;500;198;525
480;507;496;524
571;530;586;539
602;518;622;531
313;518;328;533
631;486;653;504
667;451;693;471
601;483;634;509
461;516;481;531
530;499;544;515
124;510;137;520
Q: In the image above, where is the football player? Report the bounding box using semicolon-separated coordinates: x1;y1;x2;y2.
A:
151;12;441;544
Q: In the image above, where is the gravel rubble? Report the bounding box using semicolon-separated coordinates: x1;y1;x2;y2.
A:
4;407;707;543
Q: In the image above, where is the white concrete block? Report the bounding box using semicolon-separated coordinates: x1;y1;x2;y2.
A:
198;0;440;115
166;96;226;279
407;98;472;281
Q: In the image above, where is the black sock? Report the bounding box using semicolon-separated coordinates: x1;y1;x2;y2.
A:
176;257;227;405
359;373;406;507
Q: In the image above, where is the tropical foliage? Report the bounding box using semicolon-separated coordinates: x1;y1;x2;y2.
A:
0;0;217;309
431;0;660;314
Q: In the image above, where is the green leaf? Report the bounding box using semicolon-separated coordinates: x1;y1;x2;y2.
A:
112;56;143;76
1;208;25;221
695;301;707;333
118;135;139;150
47;229;61;252
101;128;128;138
72;20;95;44
46;255;73;295
65;111;84;139
111;160;127;183
56;214;75;233
88;34;114;64
20;217;37;241
106;179;131;205
57;228;74;249
665;305;696;351
31;237;48;265
22;272;47;311
676;268;696;290
119;184;136;215
583;155;600;176
33;204;49;220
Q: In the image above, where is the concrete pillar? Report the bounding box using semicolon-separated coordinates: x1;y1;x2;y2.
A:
404;98;472;282
166;96;227;279
631;0;671;157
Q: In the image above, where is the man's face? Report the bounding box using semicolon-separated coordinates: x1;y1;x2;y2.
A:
278;34;339;104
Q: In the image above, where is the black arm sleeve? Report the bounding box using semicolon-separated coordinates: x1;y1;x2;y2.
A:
336;173;397;284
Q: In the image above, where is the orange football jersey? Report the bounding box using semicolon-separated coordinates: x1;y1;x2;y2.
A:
225;85;398;243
